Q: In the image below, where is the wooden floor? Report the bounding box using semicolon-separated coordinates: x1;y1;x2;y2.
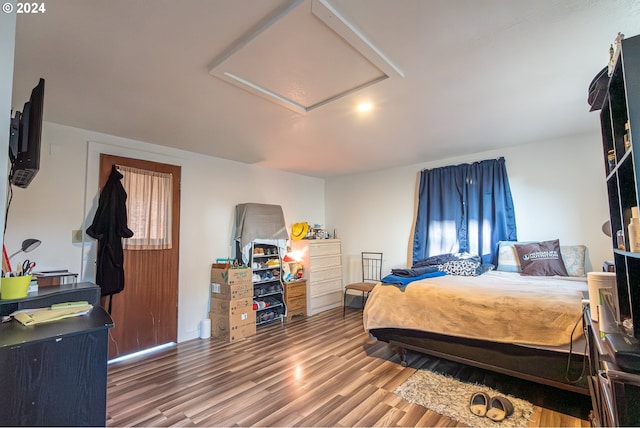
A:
106;308;591;427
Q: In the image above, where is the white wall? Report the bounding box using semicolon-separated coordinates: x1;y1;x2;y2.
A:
326;132;612;283
3;113;612;342
4;122;325;342
0;4;16;247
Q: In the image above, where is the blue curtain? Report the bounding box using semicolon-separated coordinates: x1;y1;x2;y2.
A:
412;157;517;264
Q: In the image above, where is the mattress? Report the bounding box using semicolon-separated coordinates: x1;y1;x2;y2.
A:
363;270;588;347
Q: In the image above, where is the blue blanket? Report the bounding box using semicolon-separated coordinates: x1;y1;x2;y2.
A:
380;270;446;291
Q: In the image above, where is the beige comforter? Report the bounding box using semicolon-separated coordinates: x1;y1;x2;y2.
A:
363;271;587;347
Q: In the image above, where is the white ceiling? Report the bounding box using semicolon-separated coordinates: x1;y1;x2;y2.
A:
11;0;640;177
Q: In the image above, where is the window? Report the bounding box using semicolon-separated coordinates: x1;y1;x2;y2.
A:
412;157;517;264
119;165;173;250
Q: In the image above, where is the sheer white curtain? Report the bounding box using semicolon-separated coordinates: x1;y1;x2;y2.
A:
119;165;173;250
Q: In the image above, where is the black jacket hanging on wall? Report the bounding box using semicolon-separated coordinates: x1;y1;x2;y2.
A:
86;165;134;313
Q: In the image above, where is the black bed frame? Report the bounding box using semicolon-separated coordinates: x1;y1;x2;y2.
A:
370;327;589;395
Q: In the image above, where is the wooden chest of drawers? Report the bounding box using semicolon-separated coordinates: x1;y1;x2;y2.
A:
291;239;343;316
284;280;306;321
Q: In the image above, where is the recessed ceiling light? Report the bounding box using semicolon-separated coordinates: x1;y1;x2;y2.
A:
208;0;403;114
357;102;373;112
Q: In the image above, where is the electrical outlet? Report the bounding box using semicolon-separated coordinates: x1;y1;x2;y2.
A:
71;229;83;243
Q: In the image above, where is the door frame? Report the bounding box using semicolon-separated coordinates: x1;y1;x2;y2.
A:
96;153;181;359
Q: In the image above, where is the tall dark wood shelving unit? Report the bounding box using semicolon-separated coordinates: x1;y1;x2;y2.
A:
600;35;640;337
588;33;640;427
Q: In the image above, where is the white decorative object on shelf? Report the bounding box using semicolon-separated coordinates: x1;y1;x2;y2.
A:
608;32;625;76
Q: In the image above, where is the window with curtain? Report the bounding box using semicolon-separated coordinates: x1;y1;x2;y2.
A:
412;157;517;265
119;165;173;250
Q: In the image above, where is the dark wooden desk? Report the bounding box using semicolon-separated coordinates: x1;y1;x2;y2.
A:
584;306;640;426
0;281;100;316
0;284;113;427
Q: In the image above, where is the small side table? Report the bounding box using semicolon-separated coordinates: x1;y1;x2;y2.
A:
284;280;306;321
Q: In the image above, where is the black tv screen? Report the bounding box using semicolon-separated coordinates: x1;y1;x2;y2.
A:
9;78;44;188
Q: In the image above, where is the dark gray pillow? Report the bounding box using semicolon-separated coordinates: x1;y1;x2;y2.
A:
514;239;568;276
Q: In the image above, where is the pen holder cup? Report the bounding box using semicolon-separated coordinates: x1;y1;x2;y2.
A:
0;275;32;300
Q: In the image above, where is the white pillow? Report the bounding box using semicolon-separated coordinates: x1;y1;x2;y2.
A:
496;241;529;272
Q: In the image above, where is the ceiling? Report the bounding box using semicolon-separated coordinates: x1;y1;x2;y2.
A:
11;0;640;177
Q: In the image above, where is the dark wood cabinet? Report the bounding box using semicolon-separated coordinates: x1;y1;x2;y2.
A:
590;33;640;427
598;34;640;339
585;307;640;426
0;283;113;426
0;282;100;316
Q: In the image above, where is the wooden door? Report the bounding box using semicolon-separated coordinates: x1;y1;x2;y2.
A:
98;154;181;359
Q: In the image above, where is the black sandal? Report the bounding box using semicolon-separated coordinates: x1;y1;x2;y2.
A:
486;396;514;421
469;392;491;417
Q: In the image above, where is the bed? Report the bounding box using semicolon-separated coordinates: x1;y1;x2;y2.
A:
363;240;590;394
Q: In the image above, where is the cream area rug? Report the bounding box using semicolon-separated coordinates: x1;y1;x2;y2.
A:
395;369;534;427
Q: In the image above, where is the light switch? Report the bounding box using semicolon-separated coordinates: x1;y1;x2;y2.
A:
71;229;83;243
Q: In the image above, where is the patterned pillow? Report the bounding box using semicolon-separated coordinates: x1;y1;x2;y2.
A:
560;245;587;277
439;260;481;276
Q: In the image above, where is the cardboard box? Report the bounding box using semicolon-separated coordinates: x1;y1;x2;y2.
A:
210;297;253;315
218;322;256;342
210;312;256;342
210;282;253;300
211;267;253;299
211;266;252;285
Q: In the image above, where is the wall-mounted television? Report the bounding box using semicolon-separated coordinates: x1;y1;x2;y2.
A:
8;78;44;188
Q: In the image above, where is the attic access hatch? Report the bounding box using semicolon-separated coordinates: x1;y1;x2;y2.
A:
208;0;403;114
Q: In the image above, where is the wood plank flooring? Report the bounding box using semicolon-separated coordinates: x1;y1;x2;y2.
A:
106;307;592;427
